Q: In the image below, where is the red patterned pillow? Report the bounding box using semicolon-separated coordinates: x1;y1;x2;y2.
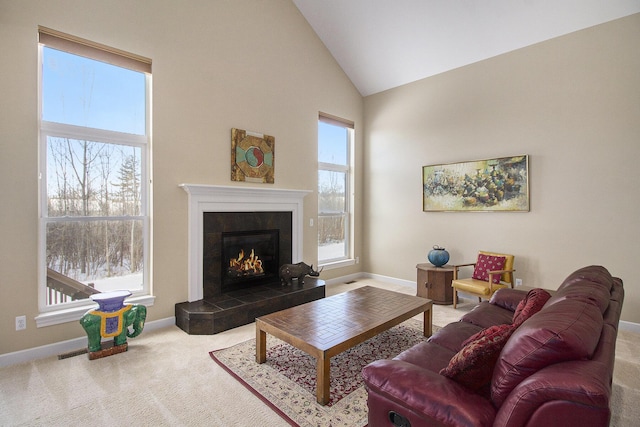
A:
512;288;552;326
472;254;506;284
440;323;516;393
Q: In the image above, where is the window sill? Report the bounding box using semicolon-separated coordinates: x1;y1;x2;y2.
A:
35;294;156;328
318;258;356;270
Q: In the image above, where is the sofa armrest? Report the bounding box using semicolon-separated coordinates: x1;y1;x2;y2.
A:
494;359;612;426
363;360;496;427
489;288;528;312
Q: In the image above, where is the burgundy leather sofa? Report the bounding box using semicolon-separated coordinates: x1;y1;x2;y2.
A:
362;266;624;427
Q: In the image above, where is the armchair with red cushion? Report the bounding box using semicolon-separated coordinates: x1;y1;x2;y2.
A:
451;251;516;309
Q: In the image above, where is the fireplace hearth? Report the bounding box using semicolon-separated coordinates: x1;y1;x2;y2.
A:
175;277;325;334
176;184;325;334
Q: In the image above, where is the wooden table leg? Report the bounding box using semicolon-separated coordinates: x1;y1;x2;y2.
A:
256;327;266;364
316;353;330;405
423;305;433;337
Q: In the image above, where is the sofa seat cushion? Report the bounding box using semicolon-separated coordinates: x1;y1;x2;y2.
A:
513;288;552;326
462;301;515;329
472;254;506;284
427;321;483;353
491;298;604;407
441;323;517;394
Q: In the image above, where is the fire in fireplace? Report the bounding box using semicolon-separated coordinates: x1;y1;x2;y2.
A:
221;229;279;292
228;248;264;277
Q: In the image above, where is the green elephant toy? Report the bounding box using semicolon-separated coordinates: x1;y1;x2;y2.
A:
80;291;147;354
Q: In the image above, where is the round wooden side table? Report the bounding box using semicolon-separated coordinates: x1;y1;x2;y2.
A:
416;263;455;305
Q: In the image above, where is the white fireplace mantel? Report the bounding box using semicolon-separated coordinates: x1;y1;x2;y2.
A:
180;184;311;302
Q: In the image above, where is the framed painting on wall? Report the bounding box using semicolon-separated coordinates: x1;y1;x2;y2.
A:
231;128;275;183
422;155;529;212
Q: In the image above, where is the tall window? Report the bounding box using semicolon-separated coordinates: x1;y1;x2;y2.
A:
318;113;354;266
38;27;152;316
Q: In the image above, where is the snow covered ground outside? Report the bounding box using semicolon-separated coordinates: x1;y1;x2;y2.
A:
318;242;345;262
90;272;143;293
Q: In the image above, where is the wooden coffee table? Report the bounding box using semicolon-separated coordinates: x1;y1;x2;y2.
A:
255;286;432;405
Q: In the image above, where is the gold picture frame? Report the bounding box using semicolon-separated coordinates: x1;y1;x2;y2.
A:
231;128;275;183
422;155;529;212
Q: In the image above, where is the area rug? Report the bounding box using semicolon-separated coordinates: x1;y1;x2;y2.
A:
210;318;438;427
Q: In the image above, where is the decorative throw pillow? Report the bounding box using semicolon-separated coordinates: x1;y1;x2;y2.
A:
472;254;506;284
512;288;552;326
440;323;516;393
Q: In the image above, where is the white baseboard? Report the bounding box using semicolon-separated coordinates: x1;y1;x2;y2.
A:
359;272;415;288
619;320;640;334
323;271;415;288
0;317;176;368
322;271;365;286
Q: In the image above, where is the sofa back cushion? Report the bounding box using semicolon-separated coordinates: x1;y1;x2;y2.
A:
491;298;603;407
557;265;613;293
545;265;613;313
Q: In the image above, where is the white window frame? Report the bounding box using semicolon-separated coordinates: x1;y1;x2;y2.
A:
317;113;355;269
35;28;154;327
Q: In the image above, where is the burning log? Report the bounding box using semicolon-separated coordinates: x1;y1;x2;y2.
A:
228;248;264;277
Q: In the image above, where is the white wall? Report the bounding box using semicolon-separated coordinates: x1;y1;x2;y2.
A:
363;14;640;323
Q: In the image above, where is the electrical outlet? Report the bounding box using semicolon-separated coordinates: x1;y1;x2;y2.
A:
515;278;523;287
16;315;26;331
355;256;360;264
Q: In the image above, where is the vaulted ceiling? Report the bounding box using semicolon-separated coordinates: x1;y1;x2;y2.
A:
293;0;640;96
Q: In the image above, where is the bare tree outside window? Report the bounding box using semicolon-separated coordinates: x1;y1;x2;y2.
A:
45;138;143;279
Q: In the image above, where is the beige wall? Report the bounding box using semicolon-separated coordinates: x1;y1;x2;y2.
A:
363;14;640;323
2;2;637;357
0;0;363;354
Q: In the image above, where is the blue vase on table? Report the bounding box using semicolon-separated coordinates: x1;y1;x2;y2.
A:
428;245;450;267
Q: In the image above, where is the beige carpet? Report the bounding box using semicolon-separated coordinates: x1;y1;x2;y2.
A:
610;327;640;427
0;279;638;426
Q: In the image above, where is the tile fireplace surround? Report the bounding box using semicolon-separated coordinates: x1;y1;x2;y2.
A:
175;184;325;334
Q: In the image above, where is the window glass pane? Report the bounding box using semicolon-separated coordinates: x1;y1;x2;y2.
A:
42;47;146;135
318;121;347;165
318;170;346;213
318;215;346;260
46;137;141;217
46;219;144;306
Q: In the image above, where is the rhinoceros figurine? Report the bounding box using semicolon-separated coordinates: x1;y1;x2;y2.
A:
279;262;322;285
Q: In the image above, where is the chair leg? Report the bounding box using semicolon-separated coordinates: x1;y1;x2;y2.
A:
453;289;458;309
478;297;482;303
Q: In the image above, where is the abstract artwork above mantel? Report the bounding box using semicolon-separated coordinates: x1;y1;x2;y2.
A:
231;128;275;183
422;155;529;212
